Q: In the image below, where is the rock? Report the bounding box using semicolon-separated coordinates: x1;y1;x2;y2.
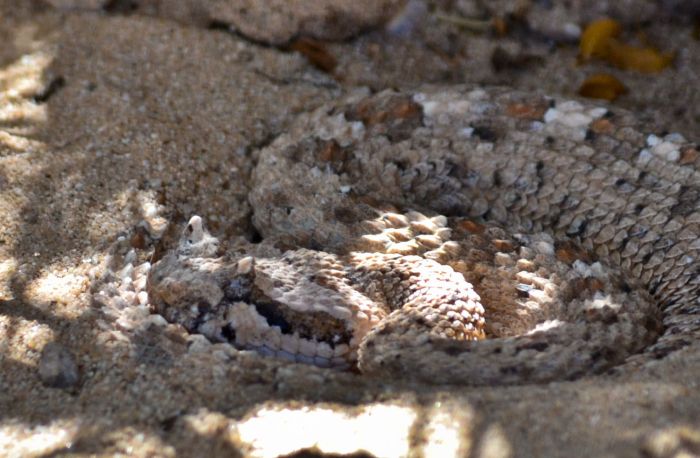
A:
205;0;404;44
38;342;80;389
47;0;405;45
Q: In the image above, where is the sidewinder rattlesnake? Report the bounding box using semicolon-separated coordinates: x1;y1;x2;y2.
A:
95;86;700;385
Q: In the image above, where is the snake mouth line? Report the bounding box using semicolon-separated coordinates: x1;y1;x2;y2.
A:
142;280;358;369
249;300;355;348
222;272;355;348
222;300;355;369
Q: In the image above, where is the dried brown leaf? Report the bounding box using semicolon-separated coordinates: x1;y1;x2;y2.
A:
288;37;337;73
606;39;675;73
579;18;621;61
578;73;627;101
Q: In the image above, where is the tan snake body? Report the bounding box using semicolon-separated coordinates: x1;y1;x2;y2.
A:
100;86;700;384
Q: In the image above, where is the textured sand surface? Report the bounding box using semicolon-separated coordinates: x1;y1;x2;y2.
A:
1;1;699;457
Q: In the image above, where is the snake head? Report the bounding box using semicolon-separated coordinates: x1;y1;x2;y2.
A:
177;215;220;258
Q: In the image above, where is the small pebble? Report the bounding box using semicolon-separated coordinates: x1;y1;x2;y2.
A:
137;291;149;305
38;342;80;389
187;334;212;353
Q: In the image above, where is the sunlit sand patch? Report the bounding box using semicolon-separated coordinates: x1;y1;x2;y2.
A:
83;189;167;245
476;423;513;458
0;308;54;365
422;402;474;457
0;130;44;152
0;50;53;141
236;404;416;458
0;51;53;95
0;419;79;457
233;401;487;458
25;270;90;316
0;258;17;301
0;98;47;125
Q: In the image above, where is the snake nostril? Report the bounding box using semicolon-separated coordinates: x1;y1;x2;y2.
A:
222;324;237;341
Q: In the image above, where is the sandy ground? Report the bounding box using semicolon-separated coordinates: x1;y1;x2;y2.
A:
1;1;699;457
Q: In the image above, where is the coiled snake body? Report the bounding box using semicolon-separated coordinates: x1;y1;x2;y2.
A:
106;87;700;384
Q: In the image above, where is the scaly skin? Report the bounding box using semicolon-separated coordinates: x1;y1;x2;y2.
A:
105;86;699;385
246;87;698;383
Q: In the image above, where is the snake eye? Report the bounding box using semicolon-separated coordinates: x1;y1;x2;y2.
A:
185;224;194;244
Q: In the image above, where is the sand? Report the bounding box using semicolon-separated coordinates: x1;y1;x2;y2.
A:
1;1;699;456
